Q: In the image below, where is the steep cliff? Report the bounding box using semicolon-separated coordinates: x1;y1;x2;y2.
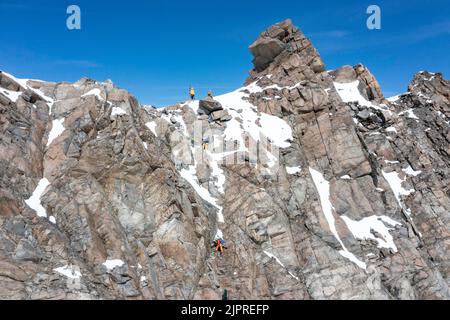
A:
0;19;449;299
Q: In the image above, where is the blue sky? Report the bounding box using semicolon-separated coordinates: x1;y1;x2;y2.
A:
1;0;449;106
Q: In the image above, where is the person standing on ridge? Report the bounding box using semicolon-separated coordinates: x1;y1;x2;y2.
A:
189;86;195;100
207;89;213;98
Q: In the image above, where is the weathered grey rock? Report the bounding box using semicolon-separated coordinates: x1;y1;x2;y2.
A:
329;65;357;83
330;64;386;103
354;64;385;102
248;19;325;77
357;109;371;120
210;109;231;122
13;239;43;262
0;92;12;105
199;97;223;115
0;72;23;91
250;38;286;72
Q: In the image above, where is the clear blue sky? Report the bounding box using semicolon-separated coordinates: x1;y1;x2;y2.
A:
1;0;449;106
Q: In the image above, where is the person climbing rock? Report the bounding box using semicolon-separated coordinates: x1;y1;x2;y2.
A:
212;238;227;257
202;137;209;150
222;289;228;300
189;86;195;100
207;89;213;98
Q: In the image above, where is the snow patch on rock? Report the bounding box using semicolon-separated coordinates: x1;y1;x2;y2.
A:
145;121;158;137
180;164;224;223
386;127;397;133
54;265;82;279
286;166;302;175
111;107;127;117
25;178;50;218
399;109;419;120
382;170;415;215
334;80;392;116
309;167;367;269
215;86;293;150
402;165;422;177
1;71;55;112
82;88;103;100
341;215;401;252
1;88;22;102
102;259;125;271
47;118;65;147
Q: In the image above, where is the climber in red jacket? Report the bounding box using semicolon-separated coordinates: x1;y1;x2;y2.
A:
213;238;227;256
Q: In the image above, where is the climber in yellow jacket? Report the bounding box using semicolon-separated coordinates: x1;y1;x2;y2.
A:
189;86;195;100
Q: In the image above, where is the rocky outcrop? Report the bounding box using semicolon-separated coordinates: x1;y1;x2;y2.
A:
330;64;385;103
248;19;325;77
0;19;449;300
198;97;223;115
210;110;231;122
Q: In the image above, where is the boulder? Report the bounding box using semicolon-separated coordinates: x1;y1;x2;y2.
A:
21;89;42;104
249;38;286;72
354;64;385;102
329;65;357;83
210;109;231;122
0;92;12;105
198;97;223;115
357;109;371;120
0;72;23;91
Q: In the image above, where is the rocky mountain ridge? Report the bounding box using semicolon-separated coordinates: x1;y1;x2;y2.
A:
0;19;449;299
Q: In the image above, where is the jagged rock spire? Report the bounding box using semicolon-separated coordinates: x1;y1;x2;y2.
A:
248;19;325;77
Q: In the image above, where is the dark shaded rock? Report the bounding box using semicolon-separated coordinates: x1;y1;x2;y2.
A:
13;240;43;263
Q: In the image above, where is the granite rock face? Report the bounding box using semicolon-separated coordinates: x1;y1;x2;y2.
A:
248;19;325;79
0;19;449;300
